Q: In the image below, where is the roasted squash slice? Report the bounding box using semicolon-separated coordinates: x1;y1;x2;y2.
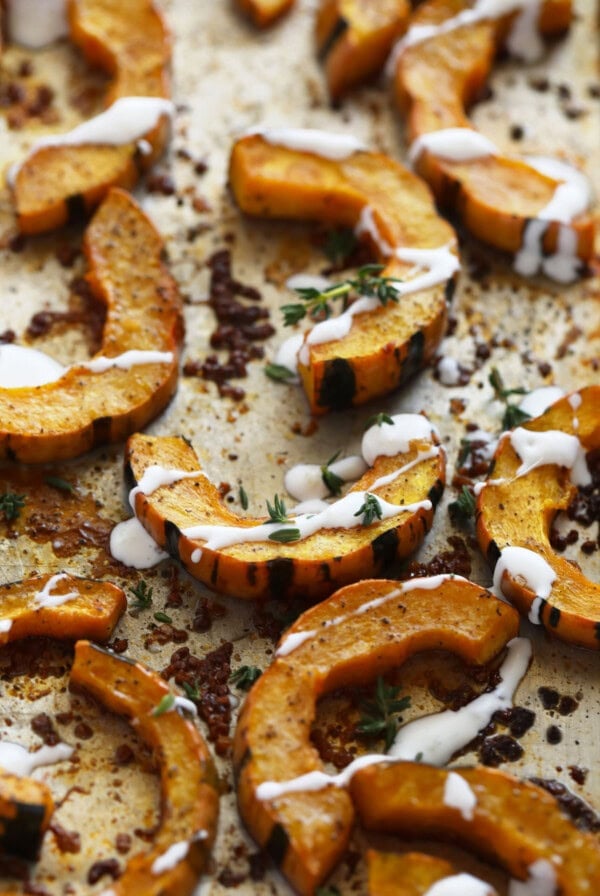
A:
125;422;445;601
233;576;519;894
351;763;600;894
392;0;594;269
229;134;458;414
367;851;457;896
0;770;54;862
477;386;600;650
235;0;296;28
0;572;126;645
316;0;410;102
0;188;184;463
70;640;219;896
10;0;171;233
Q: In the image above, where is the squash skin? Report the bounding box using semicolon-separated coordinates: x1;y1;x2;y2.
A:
0;770;54;862
315;0;410;102
0;188;184;463
476;385;600;650
126;430;445;601
0;573;126;645
351;763;600;894
393;0;594;263
233;577;519;894
69;641;220;896
229;135;457;414
12;0;171;234
235;0;296;27
367;850;455;896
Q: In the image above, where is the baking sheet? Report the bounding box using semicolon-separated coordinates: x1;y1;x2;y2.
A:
0;0;599;893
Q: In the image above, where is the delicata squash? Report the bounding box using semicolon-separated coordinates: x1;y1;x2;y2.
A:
10;0;171;233
0;572;126;645
366;851;457;896
350;762;600;894
229;133;458;414
315;0;410;102
236;0;296;27
477;386;600;650
233;576;519;893
0;770;54;862
125;414;445;601
392;0;594;277
0;188;184;463
70;640;219;896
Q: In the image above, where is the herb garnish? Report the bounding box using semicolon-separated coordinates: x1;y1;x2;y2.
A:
128;580;153;611
230;665;262;690
323;228;357;266
182;680;201;701
321;451;344;497
45;476;74;493
153;611;173;624
488;367;532;430
264;363;295;382
448;485;476;521
266;494;293;525
365;412;394;429
151;693;175;717
457;437;472;468
239;485;249;510
281;264;399;327
269;528;302;544
354;493;383;526
356;676;411;751
0;492;26;522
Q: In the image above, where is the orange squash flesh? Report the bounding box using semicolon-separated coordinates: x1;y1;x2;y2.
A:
351;763;600;894
476;385;600;650
315;0;410;102
0;188;184;463
11;0;171;234
235;0;296;27
0;770;55;862
126;429;445;601
229;135;457;414
0;573;126;645
393;0;594;262
70;640;220;896
367;850;456;896
233;577;519;894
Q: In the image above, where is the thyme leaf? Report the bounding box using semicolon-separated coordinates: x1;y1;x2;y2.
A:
264;362;296;382
356;676;411;751
321;451;344;497
502;405;532;430
365;412;394;429
353;493;383;526
128;580;153;611
489;367;528;401
0;492;26;522
153;611;173;624
268;527;302;544
45;476;74;493
230;665;262;690
323;228;357;265
182;680;200;701
448;485;476;521
239;485;249;510
151;693;175;717
266;494;292;525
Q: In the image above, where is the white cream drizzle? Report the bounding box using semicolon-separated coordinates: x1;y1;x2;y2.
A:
285;273;331;292
436;355;463;386
509;427;590;485
409;128;498;166
128;464;205;510
492;546;556;613
508;860;558;896
8;97;174;187
0;740;74;777
355;205;394;257
249;127;367;160
33;573;78;608
443;771;477;820
284;456;367;502
257;637;530;800
0;620;13;634
151;840;190;875
6;0;68;48
518;386;564;418
362;414;436;465
424;874;497;896
109;517;169;569
76;351;174;374
273;334;303;380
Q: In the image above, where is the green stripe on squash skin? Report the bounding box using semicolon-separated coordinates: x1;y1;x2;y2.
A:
317;358;357;411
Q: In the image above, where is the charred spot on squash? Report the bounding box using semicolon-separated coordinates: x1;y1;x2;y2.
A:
428;478;444;508
164;520;181;561
65;193;87;225
486;539;501;568
398;330;425;385
372;529;399;567
0;772;54;861
267;557;295;599
265;822;290;867
317;358;356;411
595;623;600;641
444;276;457;304
210;558;220;586
93;415;113;443
318;16;349;60
549;606;561;628
246;563;258;586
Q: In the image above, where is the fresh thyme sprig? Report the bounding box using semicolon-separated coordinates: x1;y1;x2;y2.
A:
321;451;344;497
151;693;175;717
182;680;201;701
0;491;26;522
354;493;383;526
230;665;262;690
281;264;399;327
365;412;394;430
448;485;476;521
457;437;472;468
239;485;249;510
488;367;532;430
356;676;411;751
269;528;302;544
45;476;74;493
266;494;292;525
323;228;357;266
154;611;173;624
128;580;153;611
264;362;296;382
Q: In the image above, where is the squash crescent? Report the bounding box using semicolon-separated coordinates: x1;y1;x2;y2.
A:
232;576;519;893
0;770;55;863
0;188;184;464
235;0;296;27
476;385;600;649
11;0;171;234
125;425;445;601
315;0;410;102
229;134;458;414
392;0;594;269
0;572;126;644
351;762;600;894
69;640;220;896
366;850;457;896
